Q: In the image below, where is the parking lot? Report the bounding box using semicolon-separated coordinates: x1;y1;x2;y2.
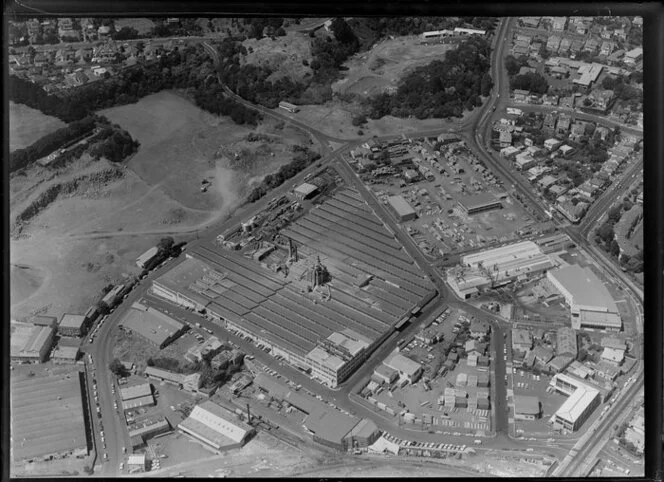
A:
379;432;471;457
512;369;565;435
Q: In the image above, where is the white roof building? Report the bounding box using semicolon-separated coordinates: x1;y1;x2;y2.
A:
178;401;254;450
600;347;625;364
553;382;600;431
384;352;422;381
136;246;159;269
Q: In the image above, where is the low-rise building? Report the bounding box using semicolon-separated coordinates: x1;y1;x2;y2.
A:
600;347;625;365
136;246;160;269
550;373;600;431
10;321;55;363
58;314;88;337
512;328;533;353
383;352;422;383
514;395;541;420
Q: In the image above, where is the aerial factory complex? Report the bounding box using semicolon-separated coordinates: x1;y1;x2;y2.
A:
9;13;646;479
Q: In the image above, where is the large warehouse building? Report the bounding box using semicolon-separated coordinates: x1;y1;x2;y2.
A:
10;321;56;363
119;302;187;349
447;241;556;298
547;265;622;331
178;401;254;451
151;189;435;388
387;195;417;222
457;193;503;215
58;314;88;337
11;368;89;463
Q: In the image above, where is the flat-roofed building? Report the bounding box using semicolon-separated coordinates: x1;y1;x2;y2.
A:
383;352;422;383
600;347;625;365
294;182;319;200
128;417;171;441
552;380;600;431
122;395;156;411
58;314;88;337
52;344;80;363
120;302;186;349
304;406;360;451
547;265;621;331
512;328;533;353
344;418;381;448
10;321;56;363
11;368;89;462
144;366;202;392
127;453;146;470
515;395;541;420
387;195;417;222
178;401;254;451
457;193;502;215
573;63;603;87
120;381;152;401
32;315;58;328
373;364;398;384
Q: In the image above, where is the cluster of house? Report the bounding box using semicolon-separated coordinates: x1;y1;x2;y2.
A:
10;32;185;95
513;16;641;65
622;404;645;454
497;108;640;223
512;327;635;384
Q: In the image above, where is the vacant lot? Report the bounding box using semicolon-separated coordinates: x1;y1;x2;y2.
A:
333;36;454;99
241;31;313;83
11;91;316;321
9;101;67;152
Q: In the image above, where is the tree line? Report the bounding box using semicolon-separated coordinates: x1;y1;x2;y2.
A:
365;36;493;119
9;116;96;171
247;146;321;202
9;45;261;126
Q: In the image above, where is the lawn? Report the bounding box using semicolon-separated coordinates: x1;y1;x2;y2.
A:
9;101;66;152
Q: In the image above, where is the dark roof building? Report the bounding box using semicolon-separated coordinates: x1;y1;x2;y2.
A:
457;193;502;215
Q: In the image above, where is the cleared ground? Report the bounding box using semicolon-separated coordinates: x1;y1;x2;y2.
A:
241;31;313;83
333;36;454;99
11;91;316;321
9;101;66;152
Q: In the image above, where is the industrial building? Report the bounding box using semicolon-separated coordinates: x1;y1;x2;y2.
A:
178;401;254;451
120;381;153;401
547;265;622;331
10;321;56;363
514;396;542;420
136;246;160;269
58;314;88;337
534;233;575;254
456;193;503;215
52;344;80;363
151;189;435;388
387;195;417;222
447;241;555;299
11;368;89;462
144;366;202;392
556;327;578;357
119;302;187;349
128;417;171;442
304;406;361;451
383;352;423;383
550;373;601;431
294;182;319;200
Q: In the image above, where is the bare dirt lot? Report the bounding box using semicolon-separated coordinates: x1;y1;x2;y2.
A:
9;101;66;152
10;91;316;321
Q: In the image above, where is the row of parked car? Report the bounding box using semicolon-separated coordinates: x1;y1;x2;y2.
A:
382;433;467;453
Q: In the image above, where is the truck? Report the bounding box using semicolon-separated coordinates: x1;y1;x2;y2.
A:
474;439;482;445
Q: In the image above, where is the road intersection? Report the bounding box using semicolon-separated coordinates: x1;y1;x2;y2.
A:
82;20;643;476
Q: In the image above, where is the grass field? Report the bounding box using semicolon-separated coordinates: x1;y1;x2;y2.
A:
9;101;67;152
333;36;454;98
113;18;155;34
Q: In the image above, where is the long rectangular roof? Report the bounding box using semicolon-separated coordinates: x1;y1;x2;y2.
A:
548;264;618;313
120;303;184;346
387;195;416;217
179;401;252;445
555;384;599;423
120;382;152;401
304;405;359;443
154;189;434;358
11;369;88;461
59;314;86;330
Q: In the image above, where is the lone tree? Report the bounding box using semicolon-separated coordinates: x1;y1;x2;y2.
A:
109;358;127;377
158;236;175;251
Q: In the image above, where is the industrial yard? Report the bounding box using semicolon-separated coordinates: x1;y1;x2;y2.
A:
350;136;545;260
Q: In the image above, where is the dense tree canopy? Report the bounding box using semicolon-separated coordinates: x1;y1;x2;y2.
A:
366;36;492;119
511;72;549;94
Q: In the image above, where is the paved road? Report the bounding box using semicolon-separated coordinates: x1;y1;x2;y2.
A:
555;369;644;476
